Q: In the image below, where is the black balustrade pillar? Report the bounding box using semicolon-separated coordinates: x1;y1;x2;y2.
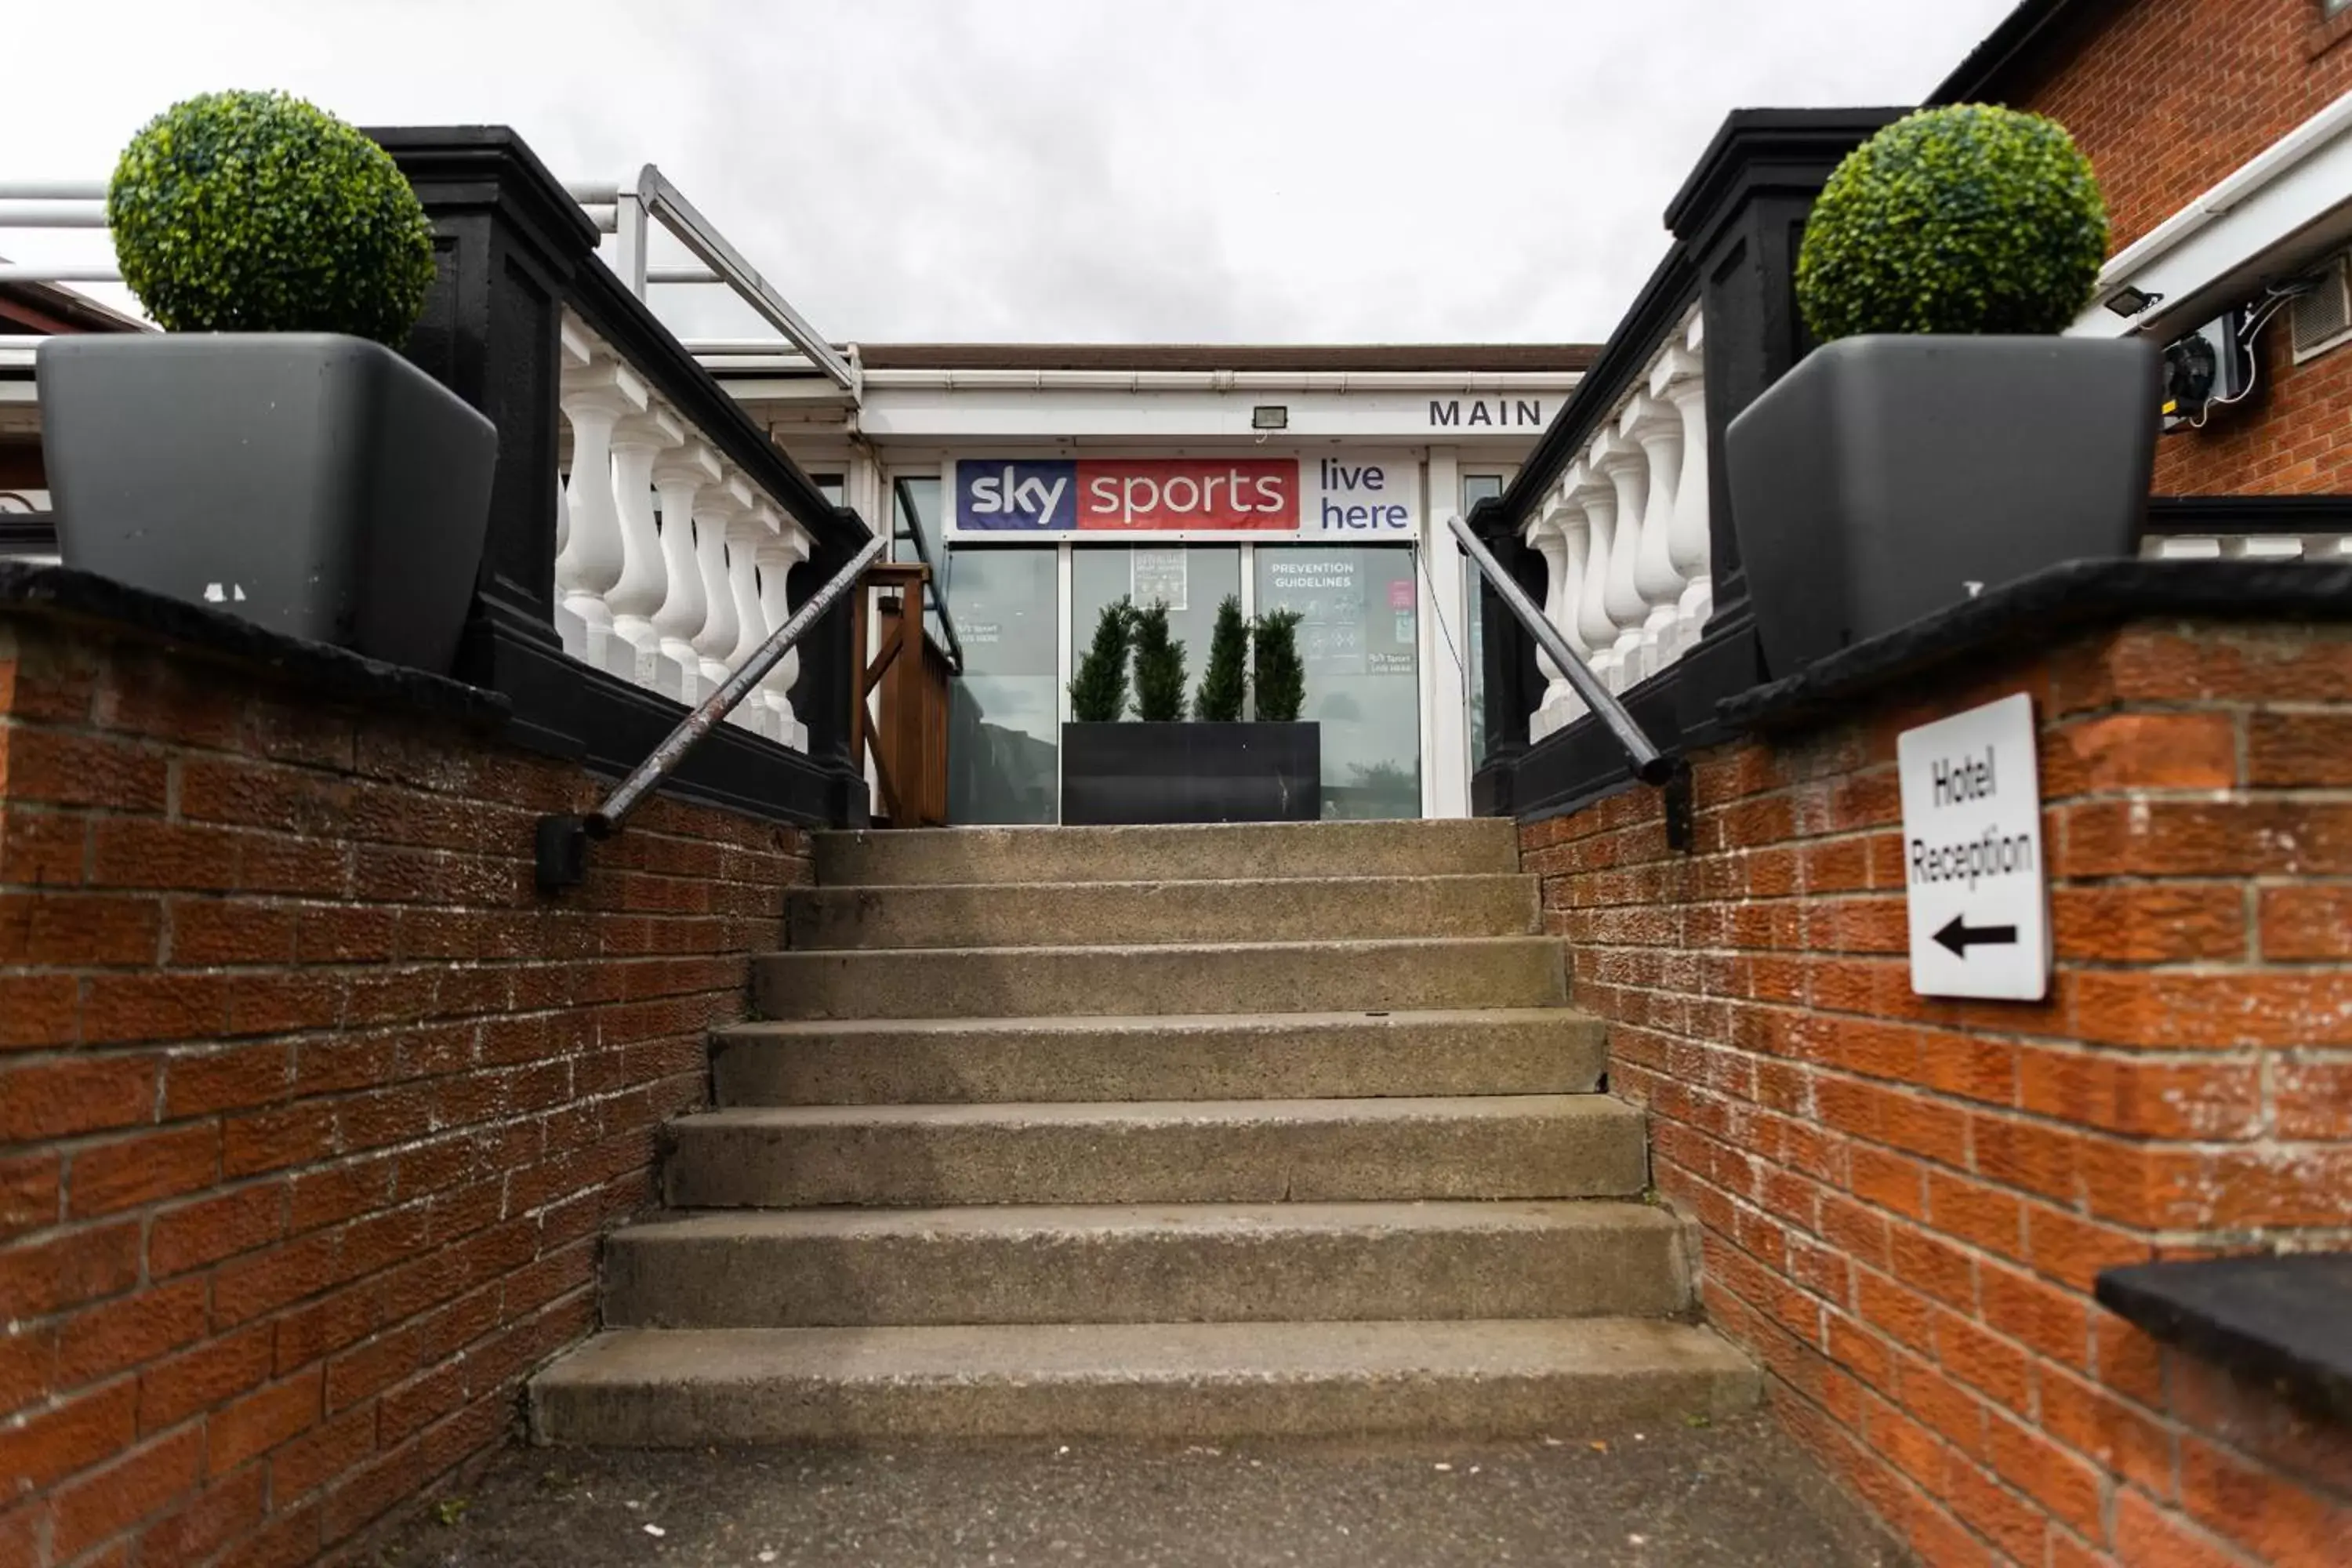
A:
1661;108;1904;730
371;127;601;737
1467;499;1552;818
790;510;873;829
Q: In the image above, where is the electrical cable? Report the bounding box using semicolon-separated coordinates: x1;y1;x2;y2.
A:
2188;277;2320;428
1416;528;1469;697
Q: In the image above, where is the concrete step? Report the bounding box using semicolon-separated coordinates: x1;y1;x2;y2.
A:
784;873;1540;951
603;1201;1690;1328
663;1095;1647;1208
753;937;1566;1022
529;1319;1762;1445
813;819;1520;888
711;1008;1608;1106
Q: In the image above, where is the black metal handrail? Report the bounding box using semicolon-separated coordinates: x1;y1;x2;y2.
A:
1447;513;1693;846
535;531;887;889
890;474;967;673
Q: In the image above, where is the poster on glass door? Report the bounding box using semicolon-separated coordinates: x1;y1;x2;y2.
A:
1262;554;1367;675
1130;549;1189;611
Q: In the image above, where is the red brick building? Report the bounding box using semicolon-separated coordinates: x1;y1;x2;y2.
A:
1937;0;2352;495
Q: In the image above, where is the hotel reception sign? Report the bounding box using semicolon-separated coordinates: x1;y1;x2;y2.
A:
952;456;1418;539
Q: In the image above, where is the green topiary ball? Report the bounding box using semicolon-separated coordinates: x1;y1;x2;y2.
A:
1795;104;2109;342
108;89;437;347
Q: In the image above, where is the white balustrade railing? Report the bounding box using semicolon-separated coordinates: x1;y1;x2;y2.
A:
1527;307;1708;740
2142;532;2352;562
1;167;842;754
556;312;813;748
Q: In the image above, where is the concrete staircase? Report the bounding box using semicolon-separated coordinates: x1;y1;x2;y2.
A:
530;819;1759;1445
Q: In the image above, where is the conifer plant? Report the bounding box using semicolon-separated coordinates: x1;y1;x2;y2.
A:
1193;595;1249;723
1131;601;1189;721
1250;609;1307;723
1069;597;1134;722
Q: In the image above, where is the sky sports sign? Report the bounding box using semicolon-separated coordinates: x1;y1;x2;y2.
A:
953;456;1418;538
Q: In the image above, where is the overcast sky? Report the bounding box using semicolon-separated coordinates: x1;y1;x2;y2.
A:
5;0;2020;344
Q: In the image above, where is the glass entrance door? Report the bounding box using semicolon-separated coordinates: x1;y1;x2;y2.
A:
945;547;1060;824
1255;544;1421;818
944;540;1425;824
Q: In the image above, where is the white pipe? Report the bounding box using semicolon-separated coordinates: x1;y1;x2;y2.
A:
0;204;111;227
683;352;1583;394
0;181;104;201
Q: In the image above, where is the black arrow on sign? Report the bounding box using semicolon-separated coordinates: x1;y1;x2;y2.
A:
1934;914;2018;958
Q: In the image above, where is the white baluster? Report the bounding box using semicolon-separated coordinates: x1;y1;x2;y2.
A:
1525;497;1592;742
691;473;754;691
1623;387;1688;671
1567;459;1624;690
651;441;724;704
553;321;593;574
1549;485;1594;691
1659;313;1712;653
1524;513;1569;735
757;510;812;751
606;407;689;697
554;358;648;669
1592;429;1653;688
724;505;780;738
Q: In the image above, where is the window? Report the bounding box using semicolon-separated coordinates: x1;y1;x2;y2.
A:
892;476;949;644
945;547;1061;824
1256;544;1421;818
1460;474;1508;767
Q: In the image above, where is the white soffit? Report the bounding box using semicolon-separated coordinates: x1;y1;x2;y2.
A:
2072;85;2352;343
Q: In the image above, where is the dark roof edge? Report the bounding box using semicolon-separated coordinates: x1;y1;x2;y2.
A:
1927;0;2103;105
0;280;149;336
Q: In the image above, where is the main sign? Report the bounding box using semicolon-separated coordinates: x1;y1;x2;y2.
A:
1896;692;2050;1000
951;456;1418;538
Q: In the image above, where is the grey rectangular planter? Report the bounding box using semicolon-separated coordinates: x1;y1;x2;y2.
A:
36;332;497;673
1725;334;2161;676
1062;721;1320;826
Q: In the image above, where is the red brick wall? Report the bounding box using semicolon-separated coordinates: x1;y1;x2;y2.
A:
1523;618;2352;1566
2007;0;2352;495
2016;0;2352;255
0;610;810;1567
2147;300;2352;496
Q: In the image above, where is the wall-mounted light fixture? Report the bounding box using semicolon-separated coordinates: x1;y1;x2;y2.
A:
1251;405;1288;430
2104;286;2163;318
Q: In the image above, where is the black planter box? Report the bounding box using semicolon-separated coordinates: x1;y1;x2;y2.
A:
1725;334;2161;677
1062;721;1320;826
37;332;498;673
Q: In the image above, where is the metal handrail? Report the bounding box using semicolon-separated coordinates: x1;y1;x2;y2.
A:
890;475;966;673
1447;511;1679;789
535;531;886;890
619;166;861;397
0;170;866;401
